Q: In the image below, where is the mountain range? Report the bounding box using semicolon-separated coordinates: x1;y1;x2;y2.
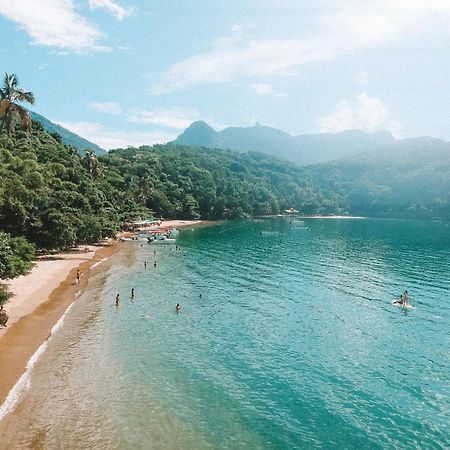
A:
173;121;397;165
30;111;106;155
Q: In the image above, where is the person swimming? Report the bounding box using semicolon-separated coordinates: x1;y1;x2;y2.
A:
393;294;404;305
176;303;181;312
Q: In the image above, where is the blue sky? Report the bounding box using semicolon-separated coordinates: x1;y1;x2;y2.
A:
1;0;449;149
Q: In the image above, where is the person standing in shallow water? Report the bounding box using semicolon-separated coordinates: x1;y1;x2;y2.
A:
76;269;80;283
131;288;135;299
115;294;120;306
144;261;147;269
176;303;181;312
154;260;157;268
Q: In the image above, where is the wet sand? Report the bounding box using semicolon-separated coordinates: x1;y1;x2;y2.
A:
0;221;216;413
0;241;120;407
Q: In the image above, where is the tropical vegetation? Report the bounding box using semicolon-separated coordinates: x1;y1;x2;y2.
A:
0;73;34;136
1;73;450;303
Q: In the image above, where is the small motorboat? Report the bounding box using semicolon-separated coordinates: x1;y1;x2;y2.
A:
148;234;176;244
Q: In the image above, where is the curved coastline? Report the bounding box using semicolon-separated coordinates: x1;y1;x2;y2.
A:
0;220;211;419
0;240;120;416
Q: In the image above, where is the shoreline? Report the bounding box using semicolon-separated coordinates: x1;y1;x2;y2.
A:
0;219;214;414
0;240;120;409
133;219;219;232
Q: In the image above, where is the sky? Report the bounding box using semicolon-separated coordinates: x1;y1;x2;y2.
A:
1;0;450;149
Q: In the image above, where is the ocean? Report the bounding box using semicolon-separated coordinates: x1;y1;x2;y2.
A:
0;219;449;449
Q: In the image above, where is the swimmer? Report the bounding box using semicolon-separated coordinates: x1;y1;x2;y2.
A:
176;303;181;312
393;294;404;305
199;293;202;298
115;293;120;306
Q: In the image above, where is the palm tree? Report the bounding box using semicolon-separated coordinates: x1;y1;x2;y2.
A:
0;73;35;134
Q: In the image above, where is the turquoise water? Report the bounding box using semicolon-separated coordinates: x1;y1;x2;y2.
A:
0;219;449;449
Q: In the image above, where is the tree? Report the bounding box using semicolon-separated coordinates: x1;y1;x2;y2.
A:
0;73;35;135
0;232;35;279
83;149;103;180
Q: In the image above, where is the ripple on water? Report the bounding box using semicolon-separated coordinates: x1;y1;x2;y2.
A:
0;219;449;449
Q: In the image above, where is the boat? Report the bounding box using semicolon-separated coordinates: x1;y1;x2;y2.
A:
289;219;308;231
168;228;179;238
147;233;176;244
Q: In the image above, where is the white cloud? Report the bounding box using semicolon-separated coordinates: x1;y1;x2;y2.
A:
152;36;345;94
152;2;450;94
87;102;122;115
56;121;176;149
251;83;273;95
128;108;228;131
317;94;402;137
128;108;200;130
386;0;450;11
88;0;131;21
0;0;108;53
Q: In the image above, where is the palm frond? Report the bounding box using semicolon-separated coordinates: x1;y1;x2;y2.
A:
3;73;17;92
0;73;35;105
15;89;35;105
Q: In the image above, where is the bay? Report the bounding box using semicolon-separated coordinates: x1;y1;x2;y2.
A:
0;219;449;449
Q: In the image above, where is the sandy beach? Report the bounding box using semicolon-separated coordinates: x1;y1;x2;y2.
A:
0;241;119;408
0;220;208;411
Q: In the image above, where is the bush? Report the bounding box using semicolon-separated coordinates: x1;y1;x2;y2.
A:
0;232;35;279
0;286;11;305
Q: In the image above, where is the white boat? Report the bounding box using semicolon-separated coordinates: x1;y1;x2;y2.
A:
151;238;176;244
148;234;176;244
290;220;305;227
290;219;308;231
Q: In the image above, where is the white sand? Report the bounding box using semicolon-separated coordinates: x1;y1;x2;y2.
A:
0;246;98;328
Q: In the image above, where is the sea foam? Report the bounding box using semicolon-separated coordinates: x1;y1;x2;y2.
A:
0;302;75;421
92;257;108;269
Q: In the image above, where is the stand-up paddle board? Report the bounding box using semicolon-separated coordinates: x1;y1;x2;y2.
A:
392;300;415;309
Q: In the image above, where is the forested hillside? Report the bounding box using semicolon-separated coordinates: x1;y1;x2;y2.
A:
101;144;334;221
0;126;333;253
308;137;450;220
2;116;450;303
30;111;106;155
